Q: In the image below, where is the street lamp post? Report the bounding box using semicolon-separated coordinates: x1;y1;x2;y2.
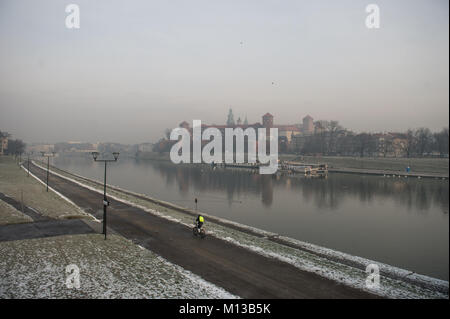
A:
91;151;119;240
27;151;33;177
41;152;55;192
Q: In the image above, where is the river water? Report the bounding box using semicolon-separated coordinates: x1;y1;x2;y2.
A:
52;155;449;280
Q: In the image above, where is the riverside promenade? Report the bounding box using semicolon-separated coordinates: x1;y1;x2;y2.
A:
24;161;378;299
4;158;447;299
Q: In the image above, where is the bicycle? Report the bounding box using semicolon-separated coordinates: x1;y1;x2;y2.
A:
192;225;206;239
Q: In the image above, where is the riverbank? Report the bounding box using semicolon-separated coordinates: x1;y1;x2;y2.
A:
328;167;448;179
137;152;449;178
28;159;449;298
280;155;449;176
0;157;88;220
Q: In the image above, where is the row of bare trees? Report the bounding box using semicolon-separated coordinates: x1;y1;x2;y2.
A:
0;130;26;155
297;124;449;158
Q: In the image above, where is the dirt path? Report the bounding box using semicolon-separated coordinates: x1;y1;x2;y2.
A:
27;163;378;299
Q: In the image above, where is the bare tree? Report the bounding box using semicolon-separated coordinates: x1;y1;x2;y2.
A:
434;127;449;156
5;139;26;155
336;132;355;156
326;121;343;155
402;129;417;158
354;133;377;157
164;128;171;140
415;127;433;157
0;130;11;138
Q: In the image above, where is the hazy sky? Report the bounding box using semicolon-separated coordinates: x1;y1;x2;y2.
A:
0;0;448;144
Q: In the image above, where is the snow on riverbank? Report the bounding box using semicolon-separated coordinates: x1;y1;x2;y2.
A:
0;233;239;299
0;157;84;220
0;199;32;225
30;161;449;299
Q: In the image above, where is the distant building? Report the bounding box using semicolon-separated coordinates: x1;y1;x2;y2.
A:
373;132;408;157
388;133;408;157
0;136;8;155
27;143;54;154
53;142;96;153
302;115;314;134
175;109;322;152
177;111;304;154
138;143;154;152
314;120;328;135
277;125;301;143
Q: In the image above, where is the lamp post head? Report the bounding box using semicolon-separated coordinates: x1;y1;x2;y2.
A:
112;152;120;161
91;151;99;161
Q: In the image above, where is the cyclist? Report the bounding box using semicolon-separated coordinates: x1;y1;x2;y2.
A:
195;214;204;232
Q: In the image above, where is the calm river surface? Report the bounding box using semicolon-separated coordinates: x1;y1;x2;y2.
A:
53;155;449;280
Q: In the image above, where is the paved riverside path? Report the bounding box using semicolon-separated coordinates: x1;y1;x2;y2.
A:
26;163;378;299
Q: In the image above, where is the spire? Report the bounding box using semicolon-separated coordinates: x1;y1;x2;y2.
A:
244;116;248;125
226;108;235;126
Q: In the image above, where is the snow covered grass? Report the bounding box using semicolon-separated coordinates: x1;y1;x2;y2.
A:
0;199;32;225
0;233;239;299
23;165;97;222
32;161;449;299
0;157;86;220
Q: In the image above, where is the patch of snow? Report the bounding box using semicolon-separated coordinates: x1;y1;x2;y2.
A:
0;234;239;299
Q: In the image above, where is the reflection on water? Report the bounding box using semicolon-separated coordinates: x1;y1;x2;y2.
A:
53;156;449;280
146;160;449;213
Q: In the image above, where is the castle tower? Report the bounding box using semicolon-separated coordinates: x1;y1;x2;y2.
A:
262;113;274;128
302;115;314;134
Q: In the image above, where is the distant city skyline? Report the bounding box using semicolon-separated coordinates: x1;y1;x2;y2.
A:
0;0;448;144
16;108;449;145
